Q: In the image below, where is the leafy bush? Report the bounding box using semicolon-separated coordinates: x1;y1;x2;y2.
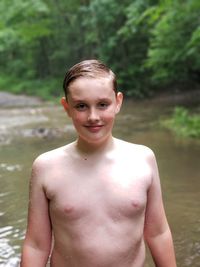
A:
0;74;62;100
162;107;200;138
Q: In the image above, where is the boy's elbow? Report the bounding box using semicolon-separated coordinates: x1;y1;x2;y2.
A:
20;241;51;267
23;233;52;253
144;220;171;242
144;226;173;248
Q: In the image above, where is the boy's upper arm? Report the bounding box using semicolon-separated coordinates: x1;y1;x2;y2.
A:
144;149;169;239
25;155;52;250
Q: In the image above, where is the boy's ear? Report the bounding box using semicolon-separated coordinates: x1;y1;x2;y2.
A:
61;97;71;117
115;92;123;114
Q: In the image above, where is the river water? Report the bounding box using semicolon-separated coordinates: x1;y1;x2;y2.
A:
0;99;199;267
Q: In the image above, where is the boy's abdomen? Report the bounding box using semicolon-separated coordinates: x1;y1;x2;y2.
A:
50;235;146;267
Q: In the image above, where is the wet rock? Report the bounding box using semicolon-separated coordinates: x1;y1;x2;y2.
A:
0;93;75;145
21;127;62;139
0;106;51;144
20;125;75;139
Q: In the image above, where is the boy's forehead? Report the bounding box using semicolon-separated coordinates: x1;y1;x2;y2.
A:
71;76;111;85
68;76;114;94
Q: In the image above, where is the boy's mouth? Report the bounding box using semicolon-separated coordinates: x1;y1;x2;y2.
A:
85;124;104;132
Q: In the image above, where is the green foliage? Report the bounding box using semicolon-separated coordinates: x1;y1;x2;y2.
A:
145;0;200;85
0;0;200;99
115;0;154;97
162;107;200;138
0;73;61;100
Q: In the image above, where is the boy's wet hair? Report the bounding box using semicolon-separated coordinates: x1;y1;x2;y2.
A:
63;59;117;98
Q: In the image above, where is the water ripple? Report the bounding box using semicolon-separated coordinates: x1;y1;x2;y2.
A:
0;163;22;172
0;226;22;266
0;257;20;267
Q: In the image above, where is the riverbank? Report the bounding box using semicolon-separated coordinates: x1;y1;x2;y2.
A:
144;89;200;106
1;89;200;108
0;92;43;107
0;91;79;147
0;90;199;146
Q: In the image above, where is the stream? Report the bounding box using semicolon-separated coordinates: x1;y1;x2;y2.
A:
0;94;200;267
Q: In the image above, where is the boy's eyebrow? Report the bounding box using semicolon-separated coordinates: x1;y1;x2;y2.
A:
70;97;111;102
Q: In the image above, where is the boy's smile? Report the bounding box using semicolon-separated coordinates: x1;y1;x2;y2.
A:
61;77;123;146
85;124;104;133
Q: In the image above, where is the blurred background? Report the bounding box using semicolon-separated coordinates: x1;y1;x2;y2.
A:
0;0;200;266
0;0;200;99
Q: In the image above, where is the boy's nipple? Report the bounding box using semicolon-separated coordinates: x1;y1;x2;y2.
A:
64;205;74;214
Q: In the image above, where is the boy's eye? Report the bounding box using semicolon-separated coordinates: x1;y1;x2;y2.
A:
98;102;109;109
75;103;87;111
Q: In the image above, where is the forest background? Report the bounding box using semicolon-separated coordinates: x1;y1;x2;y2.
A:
0;0;200;100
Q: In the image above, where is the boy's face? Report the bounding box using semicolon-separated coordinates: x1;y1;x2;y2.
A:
61;77;123;145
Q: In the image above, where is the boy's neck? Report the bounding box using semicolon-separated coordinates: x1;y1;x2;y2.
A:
75;135;115;156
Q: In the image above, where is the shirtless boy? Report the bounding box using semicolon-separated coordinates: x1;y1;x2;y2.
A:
20;59;177;267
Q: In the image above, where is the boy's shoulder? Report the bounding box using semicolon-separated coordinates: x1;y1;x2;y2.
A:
115;139;157;169
32;142;75;167
115;138;155;158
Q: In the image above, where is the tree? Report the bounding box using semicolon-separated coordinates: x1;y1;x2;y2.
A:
145;0;200;88
0;0;199;98
0;0;51;78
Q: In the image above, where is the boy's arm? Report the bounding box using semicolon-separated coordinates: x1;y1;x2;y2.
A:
144;150;177;267
20;157;52;267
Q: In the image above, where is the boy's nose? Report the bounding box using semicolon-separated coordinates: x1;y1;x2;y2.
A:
87;108;100;122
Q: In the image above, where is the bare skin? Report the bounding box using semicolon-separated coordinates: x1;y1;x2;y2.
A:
24;139;148;267
20;76;176;267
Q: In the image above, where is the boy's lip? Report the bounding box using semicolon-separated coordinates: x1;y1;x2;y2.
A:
84;124;104;132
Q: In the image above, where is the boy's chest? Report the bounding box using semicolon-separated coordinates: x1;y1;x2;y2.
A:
46;160;152;222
